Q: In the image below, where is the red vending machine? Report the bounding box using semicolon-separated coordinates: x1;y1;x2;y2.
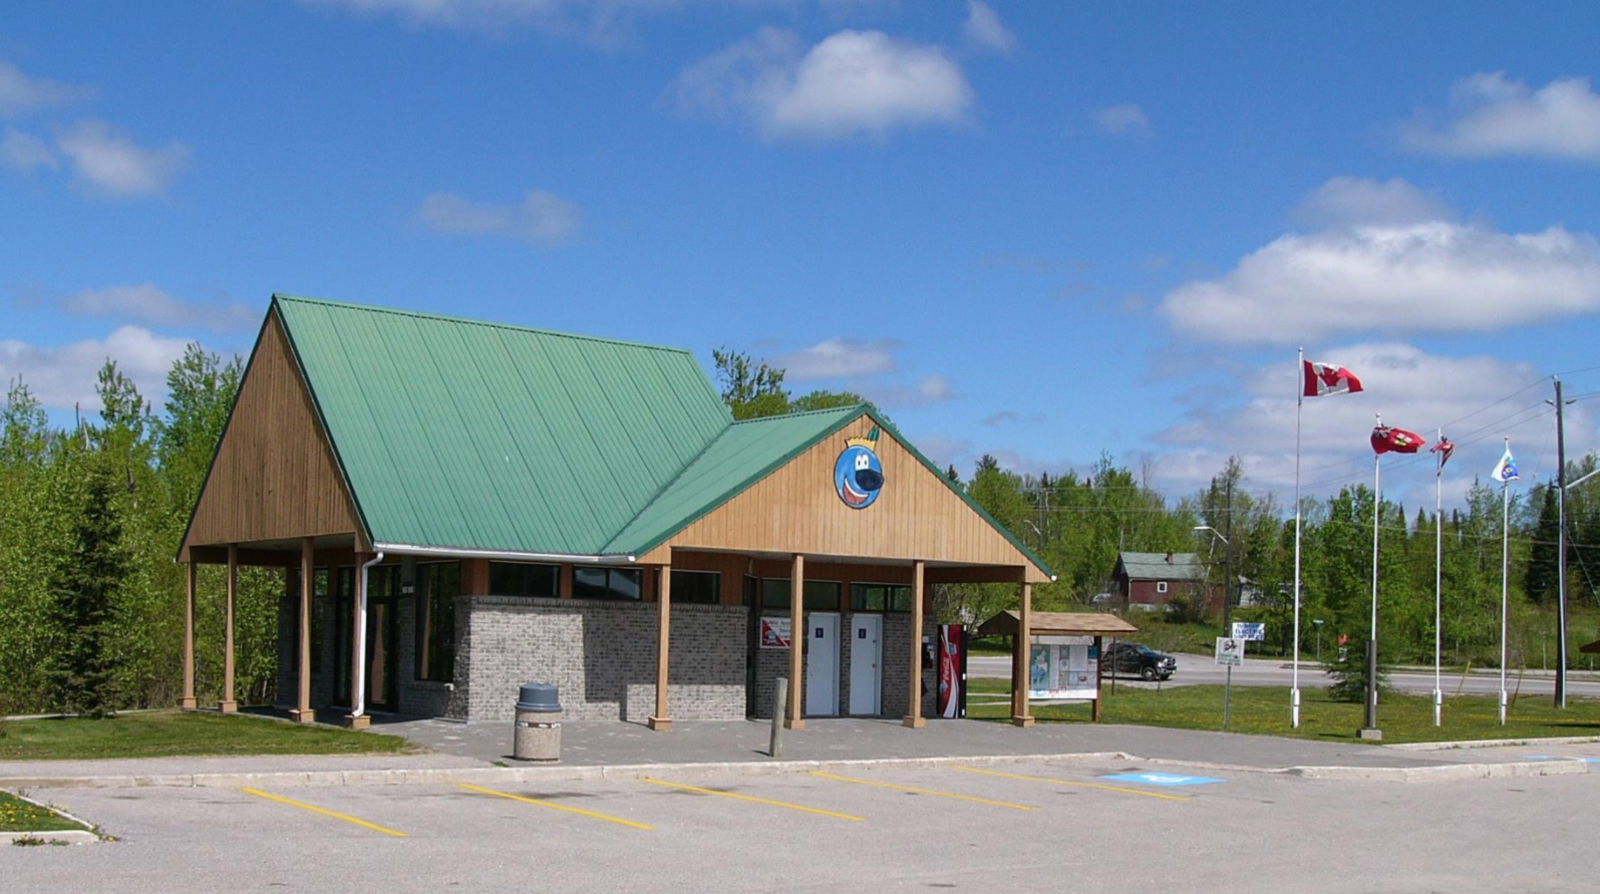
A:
937;623;966;718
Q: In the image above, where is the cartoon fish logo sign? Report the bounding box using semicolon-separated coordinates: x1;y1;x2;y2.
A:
834;427;884;509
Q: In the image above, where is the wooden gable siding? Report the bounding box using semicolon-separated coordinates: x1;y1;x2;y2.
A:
651;414;1045;581
181;311;363;557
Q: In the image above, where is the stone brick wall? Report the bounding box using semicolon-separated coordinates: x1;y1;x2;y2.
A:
455;596;747;722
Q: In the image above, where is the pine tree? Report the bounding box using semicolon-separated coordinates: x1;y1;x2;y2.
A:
47;460;127;717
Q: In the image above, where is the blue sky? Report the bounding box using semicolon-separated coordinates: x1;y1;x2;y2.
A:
3;0;1599;511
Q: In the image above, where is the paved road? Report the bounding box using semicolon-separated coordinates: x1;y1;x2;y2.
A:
12;753;1600;892
969;653;1600;698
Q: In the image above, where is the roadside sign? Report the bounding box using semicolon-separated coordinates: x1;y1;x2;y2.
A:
1231;622;1265;642
1215;637;1244;667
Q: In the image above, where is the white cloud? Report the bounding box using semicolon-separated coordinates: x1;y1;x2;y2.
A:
667;28;974;141
55;119;190;198
60;284;257;333
416;190;582;245
1160;216;1600;344
1402;72;1600;161
0;59;93;118
962;1;1015;55
0;326;191;413
1292;176;1453;227
1;126;57;172
1150;341;1575;505
864;374;954;408
779;337;897;379
1094;103;1149;136
299;0;646;42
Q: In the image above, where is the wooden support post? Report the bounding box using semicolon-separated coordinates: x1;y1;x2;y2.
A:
219;545;238;713
180;561;197;710
1092;634;1103;722
785;553;805;730
292;537;315;724
346;552;370;730
1012;581;1035;727
903;560;926;728
648;562;673;731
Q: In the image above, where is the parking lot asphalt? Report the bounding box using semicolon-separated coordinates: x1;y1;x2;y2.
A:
11;755;1600;893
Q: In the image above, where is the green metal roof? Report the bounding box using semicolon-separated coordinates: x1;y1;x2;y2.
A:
274;294;731;555
603;405;862;555
269;294;1052;578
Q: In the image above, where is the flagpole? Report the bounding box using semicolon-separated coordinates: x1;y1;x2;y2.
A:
1500;437;1510;726
1364;414;1381;737
1434;428;1443;728
1292;347;1304;729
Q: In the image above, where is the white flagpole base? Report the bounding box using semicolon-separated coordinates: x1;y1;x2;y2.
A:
1291;688;1301;728
1433;689;1442;727
1499;690;1507;725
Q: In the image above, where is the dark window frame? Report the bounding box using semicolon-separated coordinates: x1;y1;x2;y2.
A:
489;561;560;598
760;578;842;611
849;582;913;613
669;569;721;605
574;566;643;601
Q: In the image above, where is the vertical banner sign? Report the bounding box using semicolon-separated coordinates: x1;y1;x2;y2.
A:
937;624;964;718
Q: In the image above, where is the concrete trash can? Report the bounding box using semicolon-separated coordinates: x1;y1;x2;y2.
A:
512;682;562;761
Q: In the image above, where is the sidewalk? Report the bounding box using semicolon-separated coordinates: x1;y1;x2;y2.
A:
5;714;1595;790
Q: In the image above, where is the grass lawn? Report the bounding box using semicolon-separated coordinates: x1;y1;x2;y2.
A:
0;791;90;833
0;710;416;761
965;677;1600;744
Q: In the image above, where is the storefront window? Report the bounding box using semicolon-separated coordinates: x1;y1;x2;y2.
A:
489;561;559;597
574;567;642;601
416;562;460;682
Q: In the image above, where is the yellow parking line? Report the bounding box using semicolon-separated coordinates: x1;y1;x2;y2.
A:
810;771;1036;811
241;787;407;837
952;766;1193;802
641;777;864;822
458;783;653;831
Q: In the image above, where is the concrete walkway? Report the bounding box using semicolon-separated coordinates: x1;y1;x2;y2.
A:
5;713;1597;790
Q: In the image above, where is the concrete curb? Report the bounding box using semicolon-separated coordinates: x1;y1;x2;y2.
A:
1286;759;1591;782
1386;735;1600;751
9;748;1581;788
1;791;102;844
1;830;100;845
6;752;1140;790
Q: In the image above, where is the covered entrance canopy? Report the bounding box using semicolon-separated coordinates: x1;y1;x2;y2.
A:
178;295;1055;733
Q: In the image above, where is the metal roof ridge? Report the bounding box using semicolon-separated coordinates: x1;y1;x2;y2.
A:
602;408;865;555
270;292;699;357
726;403;871;425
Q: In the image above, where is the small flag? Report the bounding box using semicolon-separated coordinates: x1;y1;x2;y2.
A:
1303;360;1364;397
1492;444;1519;483
1430;436;1455;469
1371;424;1426;454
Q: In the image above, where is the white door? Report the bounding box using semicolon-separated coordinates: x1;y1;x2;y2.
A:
805;613;840;716
849;615;882;715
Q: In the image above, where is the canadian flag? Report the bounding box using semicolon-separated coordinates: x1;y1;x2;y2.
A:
1303;360;1363;397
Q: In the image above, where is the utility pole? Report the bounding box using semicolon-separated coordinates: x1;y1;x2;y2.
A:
1223;476;1234;632
1554;377;1570;708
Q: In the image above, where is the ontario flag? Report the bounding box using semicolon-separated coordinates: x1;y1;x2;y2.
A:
1303;360;1364;398
1430;436;1455;470
1371;424;1426;454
